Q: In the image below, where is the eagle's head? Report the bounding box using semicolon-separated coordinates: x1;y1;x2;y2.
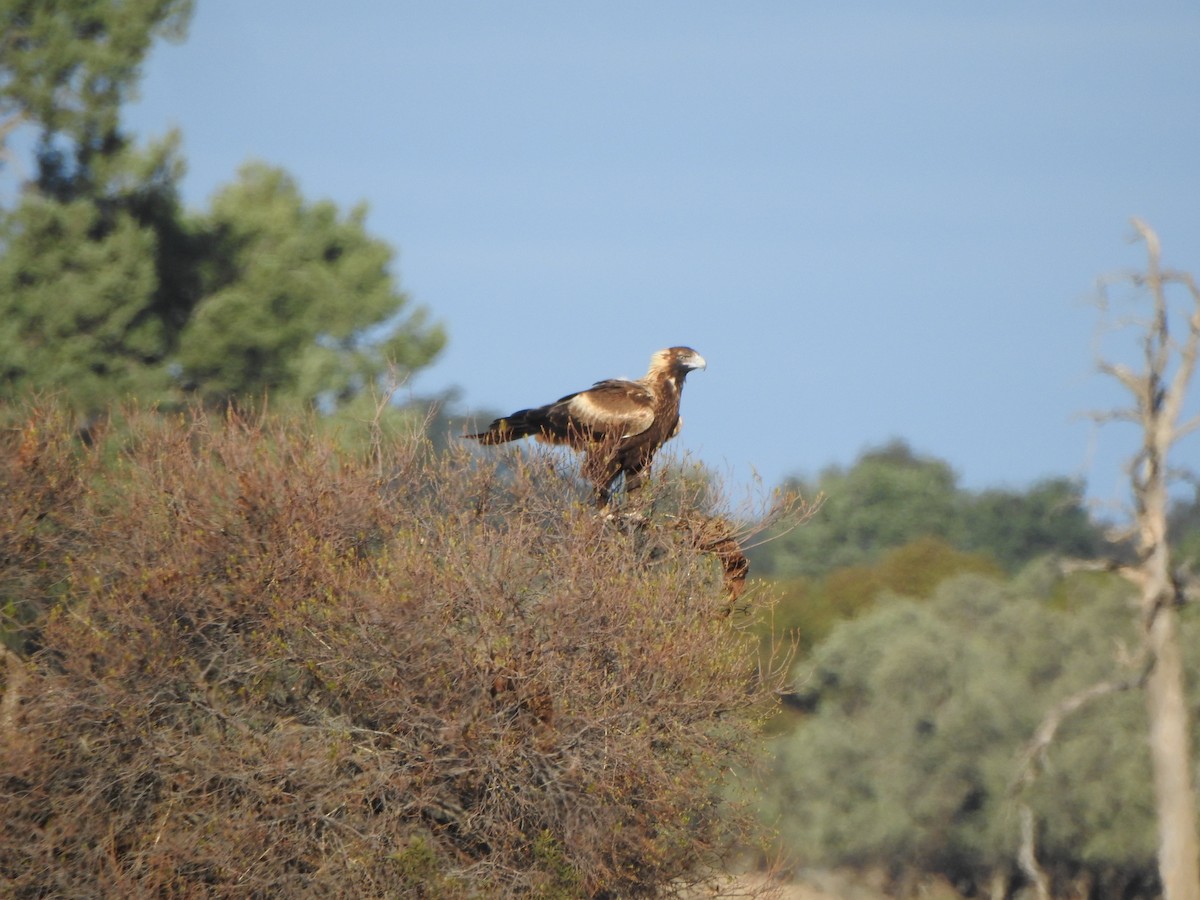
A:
649;346;707;381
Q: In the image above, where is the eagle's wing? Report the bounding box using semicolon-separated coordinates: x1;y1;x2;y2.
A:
563;379;656;438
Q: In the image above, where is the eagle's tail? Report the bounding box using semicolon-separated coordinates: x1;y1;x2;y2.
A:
465;407;550;444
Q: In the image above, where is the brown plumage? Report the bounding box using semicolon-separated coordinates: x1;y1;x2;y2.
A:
466;346;707;504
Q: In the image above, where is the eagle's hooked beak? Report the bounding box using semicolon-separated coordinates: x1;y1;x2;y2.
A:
682;351;707;372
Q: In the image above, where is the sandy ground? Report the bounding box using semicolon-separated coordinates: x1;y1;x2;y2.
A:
684;870;964;900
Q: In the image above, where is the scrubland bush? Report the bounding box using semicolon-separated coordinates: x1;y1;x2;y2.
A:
765;537;1002;661
765;570;1179;897
0;402;782;897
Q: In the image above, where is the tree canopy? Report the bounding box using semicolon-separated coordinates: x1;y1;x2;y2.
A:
0;135;192;411
0;0;443;416
752;439;1106;580
0;0;192;188
178;161;444;411
764;570;1168;896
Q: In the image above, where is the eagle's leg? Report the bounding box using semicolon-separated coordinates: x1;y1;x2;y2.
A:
622;466;648;495
584;450;625;508
595;470;625;509
597;464;652;514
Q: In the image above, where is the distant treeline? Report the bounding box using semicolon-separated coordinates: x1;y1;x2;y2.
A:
750;439;1200;897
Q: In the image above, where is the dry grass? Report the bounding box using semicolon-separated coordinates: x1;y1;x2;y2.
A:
1;401;790;897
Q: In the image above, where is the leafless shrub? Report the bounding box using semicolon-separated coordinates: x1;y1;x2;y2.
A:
0;398;99;653
1;401;786;897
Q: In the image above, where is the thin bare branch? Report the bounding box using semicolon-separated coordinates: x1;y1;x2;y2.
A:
1097;360;1148;400
1017;805;1052;900
1;647;27;732
1084;408;1141;426
1014;672;1145;795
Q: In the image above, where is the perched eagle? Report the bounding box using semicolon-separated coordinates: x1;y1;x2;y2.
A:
466;346;707;504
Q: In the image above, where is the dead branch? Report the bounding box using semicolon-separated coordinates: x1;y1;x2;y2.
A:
1017;805;1052;900
1098;220;1200;900
1014;672;1146;796
363;364;408;479
1010;642;1147;900
1;646;26;732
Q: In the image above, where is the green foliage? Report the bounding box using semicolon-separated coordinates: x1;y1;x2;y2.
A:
0;0;192;177
0;149;443;417
752;439;1106;579
531;830;585;899
385;834;464;897
1;2;444;418
764;570;1173;895
768;537;1003;658
958;477;1104;571
756;441;960;579
0;135;194;412
0;400;778;897
1169;486;1200;570
177;162;445;410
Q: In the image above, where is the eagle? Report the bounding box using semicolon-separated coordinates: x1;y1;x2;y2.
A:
466;346;707;504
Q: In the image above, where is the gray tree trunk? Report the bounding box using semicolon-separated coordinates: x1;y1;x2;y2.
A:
1145;600;1200;900
1018;220;1200;898
1122;219;1200;900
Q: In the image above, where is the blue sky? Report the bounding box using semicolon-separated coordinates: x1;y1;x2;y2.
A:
115;1;1199;509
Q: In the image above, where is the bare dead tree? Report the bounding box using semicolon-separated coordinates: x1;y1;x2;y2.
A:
1018;219;1200;899
1111;219;1200;900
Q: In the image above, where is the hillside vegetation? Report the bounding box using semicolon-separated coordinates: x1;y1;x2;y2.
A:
0;401;782;897
750;437;1200;895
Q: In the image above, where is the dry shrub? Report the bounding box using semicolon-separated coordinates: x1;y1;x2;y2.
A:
0;402;785;898
0;401;100;653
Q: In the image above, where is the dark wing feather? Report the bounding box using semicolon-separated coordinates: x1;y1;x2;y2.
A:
466;406;551;444
559;379;656;439
466;379;655;446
